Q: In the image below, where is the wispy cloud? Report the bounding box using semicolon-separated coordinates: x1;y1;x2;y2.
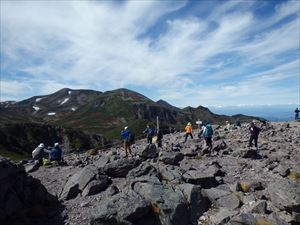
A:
1;0;299;106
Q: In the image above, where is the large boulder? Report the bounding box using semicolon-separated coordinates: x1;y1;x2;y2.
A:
133;180;190;225
159;151;184;165
91;190;151;225
182;165;223;188
103;158;141;178
82;175;111;196
93;155;110;169
61;165;99;200
158;165;184;184
139;144;159;159
127;162;160;180
179;183;210;224
268;178;300;213
229;213;256;225
0;157;62;225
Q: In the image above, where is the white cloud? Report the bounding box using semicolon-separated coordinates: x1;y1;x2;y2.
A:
1;0;299;106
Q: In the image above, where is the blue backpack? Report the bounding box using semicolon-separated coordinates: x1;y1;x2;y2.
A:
205;125;213;137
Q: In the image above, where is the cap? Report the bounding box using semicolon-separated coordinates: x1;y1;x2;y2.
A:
54;142;59;147
124;126;128;130
39;143;44;148
187;122;191;125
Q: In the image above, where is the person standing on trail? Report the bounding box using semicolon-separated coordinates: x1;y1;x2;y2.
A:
121;126;133;158
203;122;213;150
184;122;193;143
248;121;261;150
295;108;299;120
143;124;154;144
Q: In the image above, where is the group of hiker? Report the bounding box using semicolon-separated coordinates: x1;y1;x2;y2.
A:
32;142;63;165
120;119;263;157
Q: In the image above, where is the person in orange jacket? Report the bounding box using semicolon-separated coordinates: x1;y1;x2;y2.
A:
184;122;193;143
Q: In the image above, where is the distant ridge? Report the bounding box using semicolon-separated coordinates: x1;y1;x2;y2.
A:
0;87;261;155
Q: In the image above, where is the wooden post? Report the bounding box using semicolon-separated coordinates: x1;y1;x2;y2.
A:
156;116;159;133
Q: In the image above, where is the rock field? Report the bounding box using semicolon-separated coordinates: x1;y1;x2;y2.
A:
1;121;300;225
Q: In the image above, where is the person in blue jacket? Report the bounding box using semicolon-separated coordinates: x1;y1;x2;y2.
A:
143;124;154;144
50;143;63;161
121;126;133;158
203;122;213;150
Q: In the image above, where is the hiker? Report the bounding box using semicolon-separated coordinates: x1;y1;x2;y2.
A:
32;143;50;164
196;120;203;139
295;108;299;120
157;129;163;148
143;124;154;144
50;143;63;161
121;126;133;158
248;121;261;149
203;122;213;150
184;122;193;143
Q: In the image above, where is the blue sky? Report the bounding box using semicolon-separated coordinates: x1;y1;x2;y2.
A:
1;0;299;107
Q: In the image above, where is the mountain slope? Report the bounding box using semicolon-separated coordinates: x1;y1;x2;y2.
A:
1;87;260;142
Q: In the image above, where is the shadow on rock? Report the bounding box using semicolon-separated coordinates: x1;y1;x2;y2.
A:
0;156;65;225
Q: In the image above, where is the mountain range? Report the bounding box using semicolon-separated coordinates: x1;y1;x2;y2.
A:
0;88;259;157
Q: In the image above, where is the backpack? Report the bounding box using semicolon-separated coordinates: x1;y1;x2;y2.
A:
205;126;213;137
32;147;41;159
149;128;154;136
129;133;135;144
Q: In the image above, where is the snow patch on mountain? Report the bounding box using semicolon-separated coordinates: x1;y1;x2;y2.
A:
48;112;56;116
35;98;43;102
71;107;76;111
68;91;72;95
32;106;40;111
60;98;70;105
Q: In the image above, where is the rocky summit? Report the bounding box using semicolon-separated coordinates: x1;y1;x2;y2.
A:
1;121;300;225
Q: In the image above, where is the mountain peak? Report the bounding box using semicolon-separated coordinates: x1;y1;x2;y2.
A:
156;99;180;110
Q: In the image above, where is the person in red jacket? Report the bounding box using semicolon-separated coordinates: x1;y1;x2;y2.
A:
248;121;261;149
184;122;193;143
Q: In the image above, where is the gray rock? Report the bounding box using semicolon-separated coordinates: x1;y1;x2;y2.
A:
212;140;228;152
93;155;109;169
179;183;210;224
24;161;40;173
181;146;199;157
268;213;289;225
133;180;189;225
217;193;240;210
61;165;99;200
202;187;231;202
91;190;150;225
211;208;237;225
249;200;267;214
139;144;159;159
127;162;160;179
159;165;183;184
0;157;60;225
159;151;184;165
268;179;300;212
107;185;119;196
229;213;256;225
182;166;221;188
104;158;141;178
82;175;110;196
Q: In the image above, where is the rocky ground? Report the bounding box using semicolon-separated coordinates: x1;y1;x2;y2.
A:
3;121;300;225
